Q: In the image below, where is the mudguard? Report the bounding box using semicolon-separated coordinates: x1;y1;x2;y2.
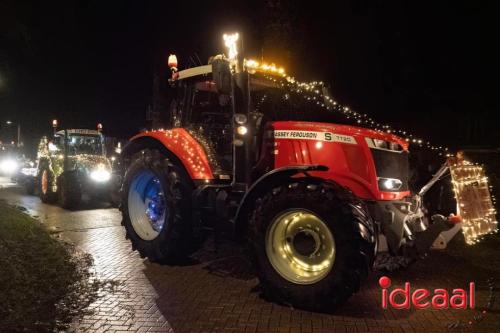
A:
234;164;328;234
123;129;215;180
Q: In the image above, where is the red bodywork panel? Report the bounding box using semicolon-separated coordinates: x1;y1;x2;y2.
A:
131;129;215;180
133;122;411;201
259;121;411;201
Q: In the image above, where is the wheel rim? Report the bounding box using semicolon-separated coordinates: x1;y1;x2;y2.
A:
41;170;48;194
265;209;335;285
128;170;168;241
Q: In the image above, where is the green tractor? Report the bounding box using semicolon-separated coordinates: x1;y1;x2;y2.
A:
36;121;117;208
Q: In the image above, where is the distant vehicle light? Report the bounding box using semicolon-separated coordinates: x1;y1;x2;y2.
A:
90;169;111;182
0;159;18;174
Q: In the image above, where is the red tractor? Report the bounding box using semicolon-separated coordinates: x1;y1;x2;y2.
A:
119;35;459;310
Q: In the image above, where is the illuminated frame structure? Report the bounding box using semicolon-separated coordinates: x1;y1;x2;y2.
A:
450;161;498;244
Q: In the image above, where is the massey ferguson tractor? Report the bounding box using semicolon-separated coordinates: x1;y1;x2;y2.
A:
35;121;117;208
119;34;495;310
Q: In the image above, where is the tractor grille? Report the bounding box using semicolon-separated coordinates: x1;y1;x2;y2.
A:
371;149;409;191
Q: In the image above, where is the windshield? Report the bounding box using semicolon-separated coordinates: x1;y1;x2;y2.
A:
67;135;104;156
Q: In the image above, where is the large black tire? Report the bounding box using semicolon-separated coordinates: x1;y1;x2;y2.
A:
248;179;375;311
25;177;36;195
108;175;122;208
58;172;82;209
38;167;57;204
121;149;194;263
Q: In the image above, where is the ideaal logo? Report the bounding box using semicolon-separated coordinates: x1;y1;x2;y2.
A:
379;276;475;309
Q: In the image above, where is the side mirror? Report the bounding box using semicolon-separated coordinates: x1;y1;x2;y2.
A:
211;58;232;94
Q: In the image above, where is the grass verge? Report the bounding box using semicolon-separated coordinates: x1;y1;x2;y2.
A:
0;201;102;332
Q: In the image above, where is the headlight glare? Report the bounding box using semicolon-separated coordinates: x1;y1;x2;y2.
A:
90;169;111;182
0;159;18;174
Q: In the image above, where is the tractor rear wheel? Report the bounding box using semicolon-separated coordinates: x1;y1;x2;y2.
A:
121;149;194;263
248;179;375;310
58;172;82;209
39;168;57;203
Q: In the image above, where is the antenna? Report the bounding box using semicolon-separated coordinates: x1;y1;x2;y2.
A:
194;53;203;66
188;55;196;68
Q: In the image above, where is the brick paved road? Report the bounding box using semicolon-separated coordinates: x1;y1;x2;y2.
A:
1;178;499;333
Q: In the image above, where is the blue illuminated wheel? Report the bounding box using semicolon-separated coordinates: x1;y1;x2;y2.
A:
121;149;195;263
128;170;168;240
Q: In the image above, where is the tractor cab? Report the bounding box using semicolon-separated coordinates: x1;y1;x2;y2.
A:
164;55;350;187
52;129;105;157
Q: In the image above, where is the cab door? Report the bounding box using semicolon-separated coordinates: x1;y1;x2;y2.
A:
185;80;233;176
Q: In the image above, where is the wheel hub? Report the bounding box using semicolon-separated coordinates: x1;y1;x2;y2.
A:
128;171;168;240
145;180;166;232
266;210;335;285
291;231;319;257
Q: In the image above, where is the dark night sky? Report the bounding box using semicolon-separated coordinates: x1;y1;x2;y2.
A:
0;0;498;156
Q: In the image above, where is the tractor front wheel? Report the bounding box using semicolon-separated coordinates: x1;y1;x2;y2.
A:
121;149;194;263
248;179;375;310
38;168;57;203
58;172;82;209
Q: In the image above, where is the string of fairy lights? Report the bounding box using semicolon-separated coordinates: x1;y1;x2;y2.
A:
260;71;451;155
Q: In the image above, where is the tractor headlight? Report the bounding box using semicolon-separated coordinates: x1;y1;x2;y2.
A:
373;139;389;149
234;113;247;125
236;126;248;135
378;177;403;191
366;138;403;151
90;168;111;182
21;168;37;176
0;159;18;174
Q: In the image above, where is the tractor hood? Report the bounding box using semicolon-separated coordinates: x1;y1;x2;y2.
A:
263;121;411;201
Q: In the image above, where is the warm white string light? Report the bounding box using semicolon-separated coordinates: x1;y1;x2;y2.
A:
263;72;451;155
223;33;239;61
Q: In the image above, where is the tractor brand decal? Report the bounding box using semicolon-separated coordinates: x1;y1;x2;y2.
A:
272;130;356;144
